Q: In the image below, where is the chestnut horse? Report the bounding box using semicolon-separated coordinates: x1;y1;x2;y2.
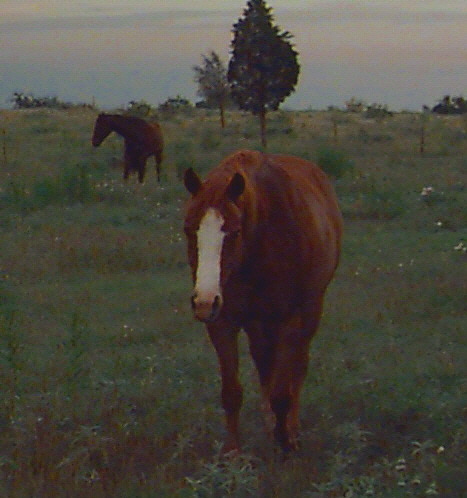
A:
183;150;343;453
91;113;164;183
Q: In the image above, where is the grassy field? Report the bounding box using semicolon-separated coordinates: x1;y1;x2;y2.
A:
0;107;466;497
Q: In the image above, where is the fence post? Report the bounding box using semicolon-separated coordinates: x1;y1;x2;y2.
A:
2;128;7;166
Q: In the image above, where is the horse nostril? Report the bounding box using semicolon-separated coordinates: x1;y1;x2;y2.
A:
190;293;197;310
212;295;221;315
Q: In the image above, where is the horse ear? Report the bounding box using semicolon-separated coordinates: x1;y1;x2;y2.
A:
226;173;245;201
184;168;202;195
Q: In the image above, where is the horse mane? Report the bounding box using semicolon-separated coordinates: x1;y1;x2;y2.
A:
193;149;341;269
100;114;151;143
197;150;263;230
198;149;324;227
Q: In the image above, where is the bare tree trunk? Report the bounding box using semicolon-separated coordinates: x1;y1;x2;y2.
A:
420;123;425;156
259;108;267;148
219;103;225;129
332;118;338;143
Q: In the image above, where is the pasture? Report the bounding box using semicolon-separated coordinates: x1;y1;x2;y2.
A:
0;107;465;497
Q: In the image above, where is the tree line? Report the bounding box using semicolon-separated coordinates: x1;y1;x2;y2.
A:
9;0;465;148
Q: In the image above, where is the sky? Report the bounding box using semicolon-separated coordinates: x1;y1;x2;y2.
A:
1;1;466;110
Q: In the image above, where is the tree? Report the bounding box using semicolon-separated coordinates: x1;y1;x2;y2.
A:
193;51;231;128
432;95;467;115
228;0;300;147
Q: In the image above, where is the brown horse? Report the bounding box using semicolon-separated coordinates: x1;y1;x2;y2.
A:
91;113;164;183
183;150;343;453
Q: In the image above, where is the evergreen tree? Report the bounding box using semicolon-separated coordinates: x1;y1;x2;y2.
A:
228;0;300;147
193;51;231;128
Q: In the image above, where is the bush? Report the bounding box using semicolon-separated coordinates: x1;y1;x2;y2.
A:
431;95;467;115
315;146;355;179
124;100;154;118
158;95;193;116
1;165;95;212
345;97;366;113
364;103;393;120
10;92;94;110
341;179;408;220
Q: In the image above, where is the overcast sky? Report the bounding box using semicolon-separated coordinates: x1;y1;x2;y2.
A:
3;0;466;16
1;1;466;110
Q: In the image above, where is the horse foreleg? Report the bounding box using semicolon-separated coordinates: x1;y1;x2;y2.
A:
154;151;163;183
123;146;131;181
245;322;275;435
207;323;242;454
269;314;312;452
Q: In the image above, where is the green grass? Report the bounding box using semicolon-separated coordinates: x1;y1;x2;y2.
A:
0;107;466;497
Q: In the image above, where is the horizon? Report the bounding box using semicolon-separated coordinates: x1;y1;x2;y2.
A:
1;1;466;111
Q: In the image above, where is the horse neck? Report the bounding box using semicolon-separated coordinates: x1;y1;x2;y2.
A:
239;181;261;246
108;115;140;142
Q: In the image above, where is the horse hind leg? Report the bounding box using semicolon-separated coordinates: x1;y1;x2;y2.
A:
274;300;324;452
269;314;314;453
123;164;130;180
136;157;147;183
138;165;146;183
286;352;310;448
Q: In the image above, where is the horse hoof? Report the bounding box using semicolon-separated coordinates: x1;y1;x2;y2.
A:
222;439;241;456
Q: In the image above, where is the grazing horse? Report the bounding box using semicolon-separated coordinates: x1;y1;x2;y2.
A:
91;113;164;183
183;150;343;453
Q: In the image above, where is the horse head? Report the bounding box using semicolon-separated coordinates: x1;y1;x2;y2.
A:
91;113;112;147
184;168;245;322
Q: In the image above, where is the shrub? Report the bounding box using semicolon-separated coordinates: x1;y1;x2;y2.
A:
158;95;194;116
315;146;355;179
364;103;393;120
431;95;467;115
124;100;154;118
343;180;408;220
10;92;94;110
345;97;366;113
1;165;95;212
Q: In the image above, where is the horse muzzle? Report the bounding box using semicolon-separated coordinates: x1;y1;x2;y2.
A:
191;292;222;323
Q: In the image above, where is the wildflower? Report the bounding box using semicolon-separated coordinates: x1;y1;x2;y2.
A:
395;458;406;472
454;242;466;253
421;186;434;196
425;482;439;495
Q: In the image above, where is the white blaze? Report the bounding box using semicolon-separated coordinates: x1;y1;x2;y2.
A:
195;208;225;299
